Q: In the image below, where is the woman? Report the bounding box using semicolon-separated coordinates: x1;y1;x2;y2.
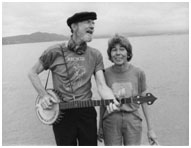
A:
98;34;158;146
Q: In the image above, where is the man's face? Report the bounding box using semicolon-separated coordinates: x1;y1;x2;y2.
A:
72;19;95;42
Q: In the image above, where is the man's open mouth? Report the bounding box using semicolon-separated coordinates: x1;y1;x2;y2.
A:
86;30;93;34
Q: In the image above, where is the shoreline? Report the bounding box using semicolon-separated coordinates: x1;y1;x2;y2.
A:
2;32;188;46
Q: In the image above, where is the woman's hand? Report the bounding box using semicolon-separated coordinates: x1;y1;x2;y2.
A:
147;129;159;145
97;126;104;142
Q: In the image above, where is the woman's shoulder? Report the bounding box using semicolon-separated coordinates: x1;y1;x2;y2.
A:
130;64;144;73
130;64;146;78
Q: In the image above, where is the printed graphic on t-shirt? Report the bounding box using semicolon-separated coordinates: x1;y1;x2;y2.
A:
63;57;86;91
112;82;133;99
67;57;85;62
65;62;86;91
71;63;86;86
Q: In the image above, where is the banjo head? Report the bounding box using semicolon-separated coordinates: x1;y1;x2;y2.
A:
35;89;60;125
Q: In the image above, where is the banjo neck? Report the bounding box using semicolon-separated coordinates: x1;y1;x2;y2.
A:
60;99;113;109
59;93;157;110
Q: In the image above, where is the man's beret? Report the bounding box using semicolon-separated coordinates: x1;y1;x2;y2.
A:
67;11;97;28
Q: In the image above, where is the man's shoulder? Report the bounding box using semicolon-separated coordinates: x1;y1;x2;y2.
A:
87;45;101;55
46;42;66;53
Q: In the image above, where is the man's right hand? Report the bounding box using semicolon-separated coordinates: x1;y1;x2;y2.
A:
40;94;58;110
106;99;120;114
106;88;128;113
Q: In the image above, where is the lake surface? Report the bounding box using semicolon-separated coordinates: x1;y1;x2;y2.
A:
2;34;189;146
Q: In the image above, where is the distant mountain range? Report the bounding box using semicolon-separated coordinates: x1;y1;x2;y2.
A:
2;32;69;45
2;30;188;45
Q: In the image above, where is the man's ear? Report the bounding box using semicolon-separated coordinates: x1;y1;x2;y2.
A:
71;23;77;32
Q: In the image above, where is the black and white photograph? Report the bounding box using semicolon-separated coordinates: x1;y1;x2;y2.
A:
2;2;189;146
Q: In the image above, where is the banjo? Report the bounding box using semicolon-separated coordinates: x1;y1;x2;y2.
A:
35;89;157;125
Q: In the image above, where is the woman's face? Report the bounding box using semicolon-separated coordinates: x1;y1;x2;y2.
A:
111;44;128;65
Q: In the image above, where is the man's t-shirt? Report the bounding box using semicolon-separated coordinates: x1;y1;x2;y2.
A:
39;43;104;102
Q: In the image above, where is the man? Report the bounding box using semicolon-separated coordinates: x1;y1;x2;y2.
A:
28;11;119;146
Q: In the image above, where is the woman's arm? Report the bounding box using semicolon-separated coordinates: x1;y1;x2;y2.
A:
141;91;158;145
97;106;106;142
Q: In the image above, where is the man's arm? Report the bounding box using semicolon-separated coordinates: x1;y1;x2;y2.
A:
94;70;119;113
28;60;47;96
28;60;57;109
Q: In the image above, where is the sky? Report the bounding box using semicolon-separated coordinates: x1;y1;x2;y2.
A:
2;2;189;37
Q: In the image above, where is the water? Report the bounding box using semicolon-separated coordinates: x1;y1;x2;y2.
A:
2;34;189;146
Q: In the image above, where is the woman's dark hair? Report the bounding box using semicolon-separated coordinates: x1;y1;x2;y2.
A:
107;34;133;62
